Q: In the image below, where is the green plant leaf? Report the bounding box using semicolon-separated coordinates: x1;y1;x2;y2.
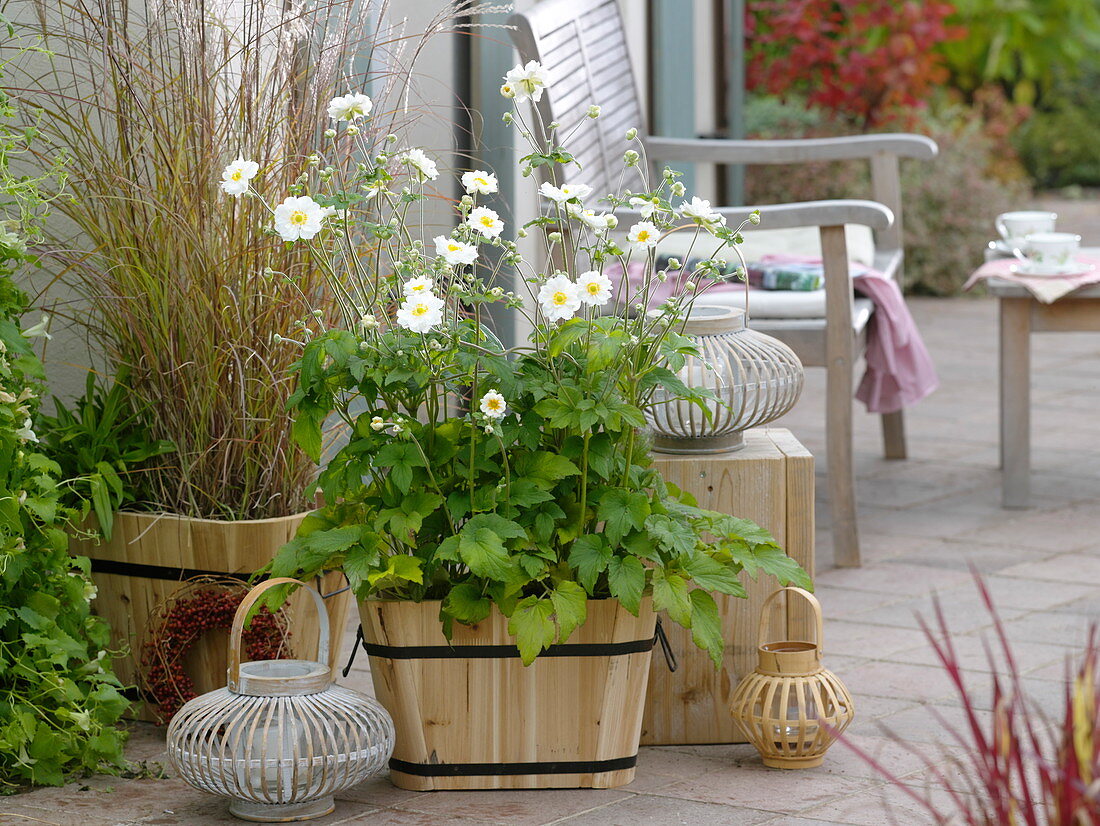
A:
443;583;491;624
458;528;512;580
567;535;612;593
681;551;748;597
550;581;587;642
367;554;424;587
645;513;696;556
744;544;813;590
652;567;692;627
597;488;651;545
508;596;557;665
689;589;725;668
606;556;645;615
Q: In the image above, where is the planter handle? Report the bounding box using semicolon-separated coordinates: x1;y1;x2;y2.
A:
757;586;824;658
228;577;330;685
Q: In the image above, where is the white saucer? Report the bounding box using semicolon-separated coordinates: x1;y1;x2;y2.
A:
1009;261;1095;277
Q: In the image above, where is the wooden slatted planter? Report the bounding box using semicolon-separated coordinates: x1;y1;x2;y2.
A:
71;512;351;720
359;597;656;790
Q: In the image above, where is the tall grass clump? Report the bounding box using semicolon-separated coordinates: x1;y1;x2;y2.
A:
841;575;1100;824
4;0;480;519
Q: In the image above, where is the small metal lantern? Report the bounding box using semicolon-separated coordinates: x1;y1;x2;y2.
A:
729;587;854;769
647;305;803;454
167;578;394;822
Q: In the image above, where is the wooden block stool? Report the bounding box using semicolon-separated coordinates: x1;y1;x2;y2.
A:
641;428;815;745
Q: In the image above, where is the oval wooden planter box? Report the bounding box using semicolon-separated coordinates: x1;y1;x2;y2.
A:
359;597;656;791
70;511;351;720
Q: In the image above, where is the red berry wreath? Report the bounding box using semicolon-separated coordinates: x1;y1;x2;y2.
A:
140;579;290;722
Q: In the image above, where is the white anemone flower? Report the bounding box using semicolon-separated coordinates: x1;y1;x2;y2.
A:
461;170;499;195
678;196;726;229
273;196;327;242
566;203;615;232
22;314;51;340
504;60;549;103
479;390;508;419
539;182;592;204
537;274;582;322
403;148;439;181
396;293;445;334
576;270;613;306
467;206;504;239
402;275;435;297
327;92;373;122
627;221;661;250
434;235;479;266
219;157;259;197
629;195;662;218
14;418;38;443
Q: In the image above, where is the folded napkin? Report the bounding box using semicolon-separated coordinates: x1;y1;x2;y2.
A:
964;255;1100;303
606;256;938;415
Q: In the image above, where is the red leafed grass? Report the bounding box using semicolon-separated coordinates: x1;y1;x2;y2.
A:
836;572;1100;825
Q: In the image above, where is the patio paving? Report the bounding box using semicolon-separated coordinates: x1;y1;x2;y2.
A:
5;291;1100;825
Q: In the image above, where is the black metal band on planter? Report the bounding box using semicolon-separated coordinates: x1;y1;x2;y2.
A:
88;557;261;583
389;755;637;778
361;635;656;660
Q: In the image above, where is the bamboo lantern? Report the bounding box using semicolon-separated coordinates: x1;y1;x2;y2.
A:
167;578;394;822
647;305;803;454
729;587;853;769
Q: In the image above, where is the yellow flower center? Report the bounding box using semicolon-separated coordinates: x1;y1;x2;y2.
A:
290;210;309;225
636;230;651;242
480;216;495;227
230;170;243;181
552;291;569;306
411;303;429;317
586;282;601;294
486;398;502;411
448;243;461;252
475;177;488;187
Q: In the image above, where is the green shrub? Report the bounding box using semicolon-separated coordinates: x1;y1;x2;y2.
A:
0;16;129;788
1014;66;1100;188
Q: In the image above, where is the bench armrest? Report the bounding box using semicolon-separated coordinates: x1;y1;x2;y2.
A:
615;199;894;232
646;134;938;165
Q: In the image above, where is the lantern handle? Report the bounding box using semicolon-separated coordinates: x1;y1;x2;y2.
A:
757;586;824;658
228;577;331;687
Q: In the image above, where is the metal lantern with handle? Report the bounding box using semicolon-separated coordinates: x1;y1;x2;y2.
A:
646;304;804;454
729;587;854;769
167;578;394;822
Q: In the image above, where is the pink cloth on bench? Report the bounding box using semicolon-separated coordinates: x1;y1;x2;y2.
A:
607;255;938;415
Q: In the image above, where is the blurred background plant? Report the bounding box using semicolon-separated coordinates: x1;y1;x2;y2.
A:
742;0;1100;295
3;0;468;520
841;577;1100;825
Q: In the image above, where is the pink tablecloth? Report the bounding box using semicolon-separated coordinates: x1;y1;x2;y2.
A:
964;255;1100;303
608;256;938;415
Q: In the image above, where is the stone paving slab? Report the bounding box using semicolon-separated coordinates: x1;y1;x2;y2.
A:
6;293;1100;825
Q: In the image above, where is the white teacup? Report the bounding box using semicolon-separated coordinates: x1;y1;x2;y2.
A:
1021;232;1080;273
996;211;1057;245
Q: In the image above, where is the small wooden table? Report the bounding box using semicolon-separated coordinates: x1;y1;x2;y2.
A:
989;263;1100;508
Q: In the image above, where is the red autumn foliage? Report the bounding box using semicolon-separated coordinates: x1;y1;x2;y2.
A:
746;0;965;129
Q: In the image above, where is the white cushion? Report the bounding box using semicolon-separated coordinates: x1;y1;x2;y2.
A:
641;224;877;319
648;223;876;269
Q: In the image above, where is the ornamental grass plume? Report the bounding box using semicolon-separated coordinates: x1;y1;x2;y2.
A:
3;0;486;519
839;573;1100;825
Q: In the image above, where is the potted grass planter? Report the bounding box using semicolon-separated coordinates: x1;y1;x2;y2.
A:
264;61;811;789
70;511;350;717
16;1;416;718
